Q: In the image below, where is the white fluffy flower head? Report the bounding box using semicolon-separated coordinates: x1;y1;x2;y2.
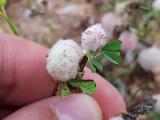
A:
101;12;122;34
109;115;123;120
119;31;138;51
81;24;110;53
153;0;160;10
152;94;160;113
138;47;160;72
56;4;82;28
46;39;84;81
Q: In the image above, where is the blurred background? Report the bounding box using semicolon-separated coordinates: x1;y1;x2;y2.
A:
1;0;160;119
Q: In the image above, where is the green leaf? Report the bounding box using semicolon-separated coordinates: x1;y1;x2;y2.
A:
102;51;120;64
148;112;156;117
60;82;70;96
69;80;96;94
148;112;160;120
88;61;97;73
103;40;122;51
0;0;6;7
91;59;103;71
143;11;154;22
88;58;103;73
101;40;122;64
139;3;151;12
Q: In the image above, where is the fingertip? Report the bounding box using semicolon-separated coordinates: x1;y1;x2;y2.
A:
54;94;102;120
4;94;102;120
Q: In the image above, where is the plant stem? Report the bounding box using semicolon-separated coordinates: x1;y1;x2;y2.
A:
0;7;20;36
1;6;6;16
3;15;20;36
79;55;88;72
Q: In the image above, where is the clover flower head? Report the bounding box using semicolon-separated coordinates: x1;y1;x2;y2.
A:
119;31;138;51
101;12;122;34
153;0;160;10
109;116;123;120
153;94;160;113
138;47;160;72
56;4;89;28
81;23;110;53
46;39;84;81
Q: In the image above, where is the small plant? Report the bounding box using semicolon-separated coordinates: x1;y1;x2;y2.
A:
46;23;122;96
0;0;19;35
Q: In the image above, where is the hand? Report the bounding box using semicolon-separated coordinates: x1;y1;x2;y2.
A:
0;34;126;120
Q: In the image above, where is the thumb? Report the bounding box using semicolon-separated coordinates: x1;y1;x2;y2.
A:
4;94;102;120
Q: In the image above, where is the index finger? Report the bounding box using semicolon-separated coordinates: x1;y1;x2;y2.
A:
0;34;56;106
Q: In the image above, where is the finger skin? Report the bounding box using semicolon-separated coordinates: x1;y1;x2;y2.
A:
0;108;13;120
0;34;126;119
0;34;55;106
4;94;102;120
3;98;59;120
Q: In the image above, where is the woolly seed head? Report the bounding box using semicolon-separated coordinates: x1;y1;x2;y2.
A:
153;0;160;10
81;23;110;53
109;115;123;120
46;39;84;81
152;94;160;113
138;47;160;72
56;4;82;28
101;12;122;34
119;31;138;51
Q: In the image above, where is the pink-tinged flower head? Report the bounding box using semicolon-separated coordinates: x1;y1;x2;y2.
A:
81;23;110;53
46;39;84;81
153;0;160;10
119;31;138;51
101;12;122;34
138;47;160;72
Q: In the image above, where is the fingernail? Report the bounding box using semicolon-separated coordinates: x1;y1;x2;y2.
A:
53;94;102;120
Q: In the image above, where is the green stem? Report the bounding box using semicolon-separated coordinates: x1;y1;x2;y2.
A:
0;8;20;36
1;6;6;16
3;15;20;36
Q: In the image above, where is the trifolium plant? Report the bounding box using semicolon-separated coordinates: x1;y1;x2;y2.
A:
46;23;122;96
